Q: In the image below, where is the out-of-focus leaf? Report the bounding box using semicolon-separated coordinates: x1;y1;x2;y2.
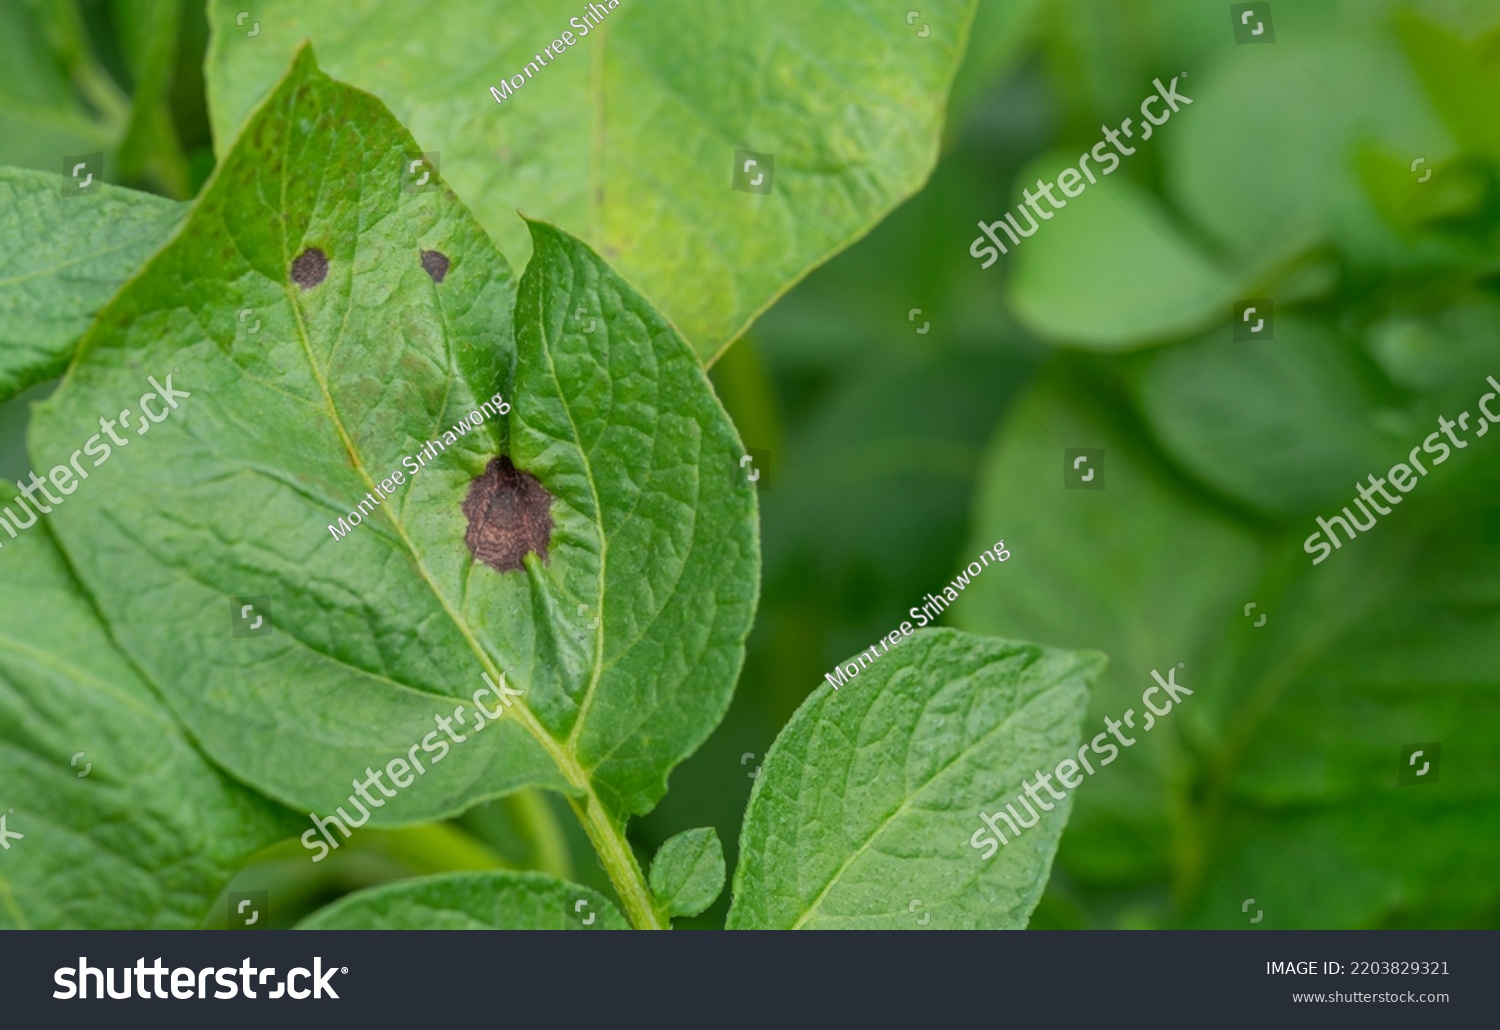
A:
1131;317;1408;518
1167;33;1451;267
1004;154;1238;349
0;485;298;929
953;372;1260;885
297;870;628;929
113;0;190;196
728;628;1102;929
0;3;113;171
648;827;725;918
1399;11;1500;168
0;168;186;403
201;0;979;363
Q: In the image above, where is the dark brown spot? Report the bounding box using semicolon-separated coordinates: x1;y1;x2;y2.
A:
463;456;554;572
421;250;450;283
291;247;328;289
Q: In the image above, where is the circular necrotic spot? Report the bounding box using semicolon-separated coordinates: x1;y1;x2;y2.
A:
463;456;554;572
291;247;328;289
421;249;450;283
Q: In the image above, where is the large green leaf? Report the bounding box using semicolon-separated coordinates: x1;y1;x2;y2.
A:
297;870;628;929
727;628;1102;929
202;0;978;363
0;486;298;928
30;43;758;867
0;168;186;403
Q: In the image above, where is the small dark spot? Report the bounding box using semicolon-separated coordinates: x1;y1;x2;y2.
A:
463;456;554;572
421;250;450;283
291;247;328;289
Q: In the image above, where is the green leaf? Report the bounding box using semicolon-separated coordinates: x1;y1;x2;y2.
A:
113;0;191;197
0;485;298;928
30;48;757;927
953;372;1260;885
510;220;759;822
727;628;1103;929
1130;318;1409;518
1004;154;1238;350
0;2;114;171
648;827;725;918
201;0;979;363
1399;11;1500;168
297;870;628;929
1166;31;1452;267
0;167;186;403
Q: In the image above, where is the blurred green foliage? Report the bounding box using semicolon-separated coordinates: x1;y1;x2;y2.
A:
1;0;1496;929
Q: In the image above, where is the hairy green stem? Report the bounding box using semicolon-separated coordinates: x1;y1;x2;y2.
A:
568;795;664;930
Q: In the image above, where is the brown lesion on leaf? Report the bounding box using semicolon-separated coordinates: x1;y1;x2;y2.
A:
463;456;554;572
291;247;328;289
420;249;450;282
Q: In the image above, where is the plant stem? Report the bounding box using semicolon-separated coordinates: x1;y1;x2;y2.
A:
567;794;665;930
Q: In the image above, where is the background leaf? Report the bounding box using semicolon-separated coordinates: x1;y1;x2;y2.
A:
0;485;298;928
0;167;185;404
728;628;1102;929
648;827;725;919
296;869;628;929
202;0;979;363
